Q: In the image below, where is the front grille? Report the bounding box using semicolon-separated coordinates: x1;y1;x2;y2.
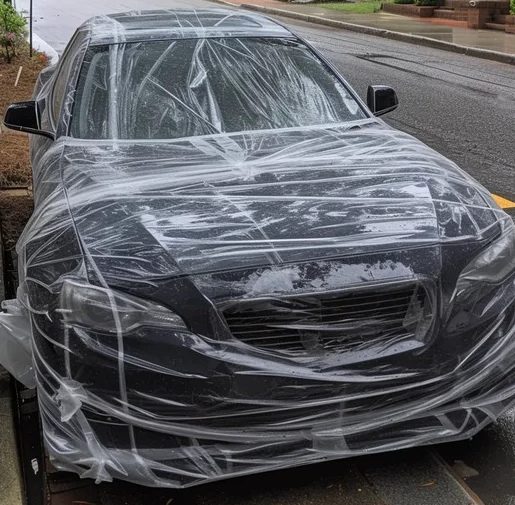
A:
222;283;430;356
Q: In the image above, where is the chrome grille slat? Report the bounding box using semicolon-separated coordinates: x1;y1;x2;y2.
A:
225;301;419;322
227;310;410;329
228;294;415;319
222;283;427;356
226;304;412;323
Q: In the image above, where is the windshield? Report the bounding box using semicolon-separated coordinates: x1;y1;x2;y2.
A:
71;38;366;140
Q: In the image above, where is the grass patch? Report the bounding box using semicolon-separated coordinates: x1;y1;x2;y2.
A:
317;1;384;14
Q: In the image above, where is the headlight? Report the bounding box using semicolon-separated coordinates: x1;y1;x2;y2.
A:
59;280;187;334
447;226;515;332
455;225;515;298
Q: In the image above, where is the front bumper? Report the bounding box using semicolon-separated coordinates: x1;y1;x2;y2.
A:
36;298;515;488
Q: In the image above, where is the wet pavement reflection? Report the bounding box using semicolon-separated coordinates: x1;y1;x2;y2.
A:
438;408;515;505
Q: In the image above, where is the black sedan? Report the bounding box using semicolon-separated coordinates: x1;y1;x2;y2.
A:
2;8;514;489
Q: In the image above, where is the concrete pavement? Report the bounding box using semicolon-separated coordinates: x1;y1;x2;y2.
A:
0;371;22;505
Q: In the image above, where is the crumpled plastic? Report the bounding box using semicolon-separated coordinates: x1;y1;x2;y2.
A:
0;8;514;489
0;299;34;388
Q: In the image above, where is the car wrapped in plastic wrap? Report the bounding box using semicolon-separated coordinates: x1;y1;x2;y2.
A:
0;8;514;489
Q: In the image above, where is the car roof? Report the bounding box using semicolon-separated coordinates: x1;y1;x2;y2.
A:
81;9;294;45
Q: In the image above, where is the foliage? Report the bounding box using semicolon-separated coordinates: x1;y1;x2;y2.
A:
415;0;439;5
511;0;515;14
0;0;26;63
393;0;415;4
318;1;385;14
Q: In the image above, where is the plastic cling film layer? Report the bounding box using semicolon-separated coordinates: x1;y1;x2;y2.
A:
0;8;514;489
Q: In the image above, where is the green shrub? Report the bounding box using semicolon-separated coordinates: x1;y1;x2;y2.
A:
415;0;439;5
511;0;515;14
0;0;26;63
393;0;415;4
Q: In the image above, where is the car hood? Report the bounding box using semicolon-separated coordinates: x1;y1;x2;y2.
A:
51;122;501;283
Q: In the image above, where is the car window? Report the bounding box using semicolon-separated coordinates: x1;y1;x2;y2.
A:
51;33;86;127
71;38;366;140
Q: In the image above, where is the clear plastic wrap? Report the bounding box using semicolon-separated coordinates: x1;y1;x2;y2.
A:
0;8;514;489
0;299;35;388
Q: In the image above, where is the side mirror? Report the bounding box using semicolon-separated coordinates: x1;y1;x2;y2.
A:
3;101;54;139
367;85;398;116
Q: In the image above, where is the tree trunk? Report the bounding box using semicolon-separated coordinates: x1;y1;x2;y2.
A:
4;42;12;63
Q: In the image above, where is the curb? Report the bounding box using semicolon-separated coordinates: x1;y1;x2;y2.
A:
211;0;515;65
428;450;485;505
31;33;59;65
15;2;60;64
0;374;23;505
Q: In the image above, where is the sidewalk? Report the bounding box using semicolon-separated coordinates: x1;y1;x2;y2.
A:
0;370;22;505
219;0;515;57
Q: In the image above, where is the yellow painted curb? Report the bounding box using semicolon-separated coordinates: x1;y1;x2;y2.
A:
492;194;515;209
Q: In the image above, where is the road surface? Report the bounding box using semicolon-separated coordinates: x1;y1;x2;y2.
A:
9;1;515;504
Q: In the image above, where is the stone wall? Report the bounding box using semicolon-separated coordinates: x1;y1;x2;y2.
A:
383;3;436;17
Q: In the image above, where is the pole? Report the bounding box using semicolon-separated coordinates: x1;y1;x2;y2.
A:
29;0;33;57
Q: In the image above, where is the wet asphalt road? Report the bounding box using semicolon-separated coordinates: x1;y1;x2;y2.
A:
11;0;515;504
288;19;515;202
